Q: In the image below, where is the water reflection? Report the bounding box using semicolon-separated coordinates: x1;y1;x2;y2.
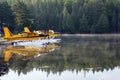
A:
0;36;120;79
0;40;61;76
60;37;120;71
0;60;9;77
4;43;60;62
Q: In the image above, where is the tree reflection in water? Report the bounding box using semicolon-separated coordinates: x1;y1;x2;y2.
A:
0;58;9;77
0;36;120;76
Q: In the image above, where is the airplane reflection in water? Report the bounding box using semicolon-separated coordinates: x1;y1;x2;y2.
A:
4;43;60;62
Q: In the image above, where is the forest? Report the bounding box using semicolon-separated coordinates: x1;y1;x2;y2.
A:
0;0;120;33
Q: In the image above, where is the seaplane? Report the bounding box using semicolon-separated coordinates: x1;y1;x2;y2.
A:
24;27;61;38
3;27;48;41
3;27;61;45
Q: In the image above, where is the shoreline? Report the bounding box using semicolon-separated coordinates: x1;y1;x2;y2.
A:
61;33;120;37
0;33;120;41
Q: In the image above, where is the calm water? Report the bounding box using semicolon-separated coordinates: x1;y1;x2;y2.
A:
0;36;120;80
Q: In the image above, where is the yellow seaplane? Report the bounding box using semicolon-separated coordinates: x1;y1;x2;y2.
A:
24;27;61;38
3;27;48;41
4;43;60;62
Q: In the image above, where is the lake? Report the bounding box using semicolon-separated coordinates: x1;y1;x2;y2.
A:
0;35;120;80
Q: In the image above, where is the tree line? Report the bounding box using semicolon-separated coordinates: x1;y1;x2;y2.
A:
0;0;120;34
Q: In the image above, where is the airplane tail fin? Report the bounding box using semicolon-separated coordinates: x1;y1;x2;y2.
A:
24;27;30;32
3;27;12;39
4;51;13;62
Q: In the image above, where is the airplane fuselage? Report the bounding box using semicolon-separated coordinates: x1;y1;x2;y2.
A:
3;27;48;41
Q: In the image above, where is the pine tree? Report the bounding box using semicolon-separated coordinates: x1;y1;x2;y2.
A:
95;14;110;33
118;14;120;32
79;14;89;33
35;0;41;29
13;1;31;31
0;0;119;33
0;2;15;32
62;7;75;33
111;12;117;32
64;0;73;14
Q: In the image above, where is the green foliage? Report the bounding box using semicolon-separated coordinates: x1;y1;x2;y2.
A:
0;2;15;30
79;14;90;33
94;14;110;33
0;0;120;33
64;0;73;14
118;14;120;32
62;7;75;33
13;1;31;31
